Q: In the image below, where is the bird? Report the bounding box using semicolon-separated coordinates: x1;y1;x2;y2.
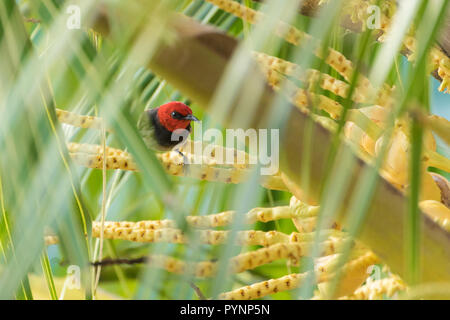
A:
137;101;199;155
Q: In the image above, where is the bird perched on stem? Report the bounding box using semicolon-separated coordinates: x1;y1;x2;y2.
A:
137;101;199;156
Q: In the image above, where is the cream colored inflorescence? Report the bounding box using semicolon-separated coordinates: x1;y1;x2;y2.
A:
340;274;407;300
56;109;103;129
220;249;379;300
342;0;450;93
85;196;384;299
67;142;287;191
206;0;394;103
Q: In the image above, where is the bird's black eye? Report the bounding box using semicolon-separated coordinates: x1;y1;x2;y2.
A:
171;111;183;119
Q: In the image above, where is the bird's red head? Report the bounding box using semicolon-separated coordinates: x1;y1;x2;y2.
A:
157;102;199;132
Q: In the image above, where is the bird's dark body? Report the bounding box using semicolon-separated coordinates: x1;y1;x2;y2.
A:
149;108;191;150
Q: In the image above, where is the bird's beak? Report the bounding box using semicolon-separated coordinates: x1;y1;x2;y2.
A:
183;114;199;122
